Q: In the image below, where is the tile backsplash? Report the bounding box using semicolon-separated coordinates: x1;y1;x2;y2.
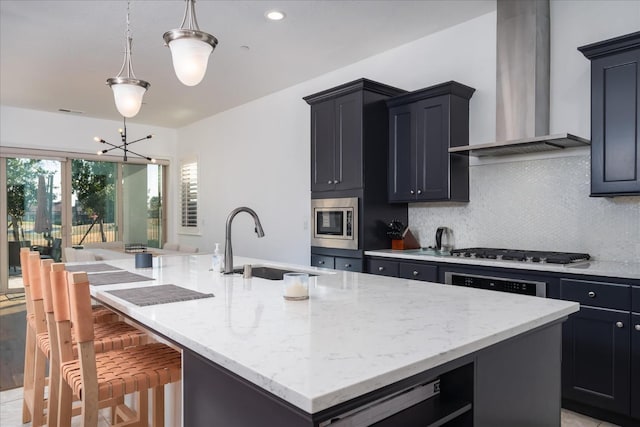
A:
409;153;640;263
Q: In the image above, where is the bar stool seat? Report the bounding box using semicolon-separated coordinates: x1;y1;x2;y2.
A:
61;342;181;401
36;321;146;358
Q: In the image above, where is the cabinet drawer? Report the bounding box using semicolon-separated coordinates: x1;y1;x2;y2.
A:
561;279;630;310
311;255;334;269
633;286;640;313
335;257;363;272
398;262;438;283
368;259;399;277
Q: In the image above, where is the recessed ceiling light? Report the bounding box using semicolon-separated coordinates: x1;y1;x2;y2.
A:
265;10;286;21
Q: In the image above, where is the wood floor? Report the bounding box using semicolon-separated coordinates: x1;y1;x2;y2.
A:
0;300;25;391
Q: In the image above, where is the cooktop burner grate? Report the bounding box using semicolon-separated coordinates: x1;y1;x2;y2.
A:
449;248;590;264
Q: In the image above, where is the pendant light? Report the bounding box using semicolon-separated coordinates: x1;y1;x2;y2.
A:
163;0;218;86
106;1;150;118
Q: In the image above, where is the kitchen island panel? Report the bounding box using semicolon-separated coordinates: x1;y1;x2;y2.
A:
87;254;577;415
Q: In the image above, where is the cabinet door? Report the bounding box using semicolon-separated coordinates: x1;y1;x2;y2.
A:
591;48;640;195
310;101;336;192
388;103;416;202
415;96;450;201
562;307;630;415
334;92;363;191
311;254;334;269
632;313;640;420
398;262;437;283
335;257;363;272
367;258;399;277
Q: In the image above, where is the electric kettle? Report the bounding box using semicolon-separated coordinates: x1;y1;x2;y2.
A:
435;227;454;253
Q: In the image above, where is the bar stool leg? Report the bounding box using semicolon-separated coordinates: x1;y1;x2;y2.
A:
31;345;47;426
22;324;35;423
153;386;165;427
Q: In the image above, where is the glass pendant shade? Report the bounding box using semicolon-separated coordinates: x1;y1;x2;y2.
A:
107;78;149;118
167;37;213;86
163;0;218;86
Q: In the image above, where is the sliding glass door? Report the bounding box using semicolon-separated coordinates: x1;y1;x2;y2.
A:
70;159;119;245
1;157;63;293
122;163;163;249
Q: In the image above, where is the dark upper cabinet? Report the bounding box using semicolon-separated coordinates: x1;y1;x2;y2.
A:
304;79;406;194
387;81;475;202
579;31;640;196
309;91;362;192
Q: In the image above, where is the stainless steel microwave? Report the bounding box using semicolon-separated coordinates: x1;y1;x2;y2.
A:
311;197;358;250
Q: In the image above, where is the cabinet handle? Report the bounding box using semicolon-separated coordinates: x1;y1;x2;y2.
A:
410;190;415;195
378;266;385;272
616;321;623;328
588;291;596;298
413;271;419;276
345;263;351;268
334;180;339;184
635;324;640;331
417;189;423;195
319;260;325;265
327;180;333;184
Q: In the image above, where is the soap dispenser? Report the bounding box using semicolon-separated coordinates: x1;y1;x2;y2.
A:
212;243;222;273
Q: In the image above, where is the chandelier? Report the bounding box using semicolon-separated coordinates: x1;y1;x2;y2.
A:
163;0;218;86
106;1;150;118
94;118;155;163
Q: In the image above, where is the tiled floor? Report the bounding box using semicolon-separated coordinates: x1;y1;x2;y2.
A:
0;387;111;426
0;386;619;427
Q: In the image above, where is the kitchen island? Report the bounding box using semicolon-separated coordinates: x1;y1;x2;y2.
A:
84;253;578;426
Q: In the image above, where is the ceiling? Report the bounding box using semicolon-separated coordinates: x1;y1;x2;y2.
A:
0;0;495;128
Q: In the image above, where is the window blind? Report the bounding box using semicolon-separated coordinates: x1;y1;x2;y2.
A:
180;161;198;228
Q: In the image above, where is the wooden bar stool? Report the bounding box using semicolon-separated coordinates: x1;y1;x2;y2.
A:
20;249;47;424
23;258;150;427
57;271;181;427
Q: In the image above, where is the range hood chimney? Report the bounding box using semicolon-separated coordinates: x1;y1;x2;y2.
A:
450;0;589;157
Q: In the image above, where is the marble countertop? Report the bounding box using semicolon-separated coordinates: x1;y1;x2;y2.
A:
365;249;640;280
86;254;578;414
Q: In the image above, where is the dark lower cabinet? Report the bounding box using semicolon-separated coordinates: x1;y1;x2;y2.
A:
632;313;640;420
311;254;334;269
398;262;437;283
579;31;640;196
561;306;631;414
311;254;362;272
367;258;399;277
367;257;440;283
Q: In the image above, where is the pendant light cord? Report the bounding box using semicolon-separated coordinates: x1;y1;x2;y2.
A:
180;0;201;31
115;1;137;79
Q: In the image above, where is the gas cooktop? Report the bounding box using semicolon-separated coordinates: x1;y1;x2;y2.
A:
449;248;591;264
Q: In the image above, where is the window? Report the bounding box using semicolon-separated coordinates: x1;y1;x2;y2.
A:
180;160;198;231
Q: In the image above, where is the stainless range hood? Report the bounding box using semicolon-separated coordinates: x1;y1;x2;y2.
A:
451;0;590;157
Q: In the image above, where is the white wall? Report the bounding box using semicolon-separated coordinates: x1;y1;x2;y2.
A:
0;106;180;240
177;11;496;265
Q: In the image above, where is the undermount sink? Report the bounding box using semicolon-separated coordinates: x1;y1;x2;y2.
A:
231;266;317;280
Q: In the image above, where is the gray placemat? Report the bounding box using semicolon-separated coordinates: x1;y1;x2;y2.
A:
106;284;214;306
66;263;123;273
88;271;154;286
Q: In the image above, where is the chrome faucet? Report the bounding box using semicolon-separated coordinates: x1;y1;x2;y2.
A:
224;207;265;274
